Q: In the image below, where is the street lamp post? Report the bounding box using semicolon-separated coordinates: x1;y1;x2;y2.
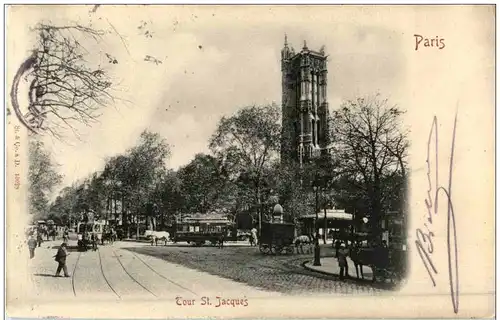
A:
312;184;321;266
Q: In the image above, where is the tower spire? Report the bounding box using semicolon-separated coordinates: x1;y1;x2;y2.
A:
284;33;288;47
303;40;308;50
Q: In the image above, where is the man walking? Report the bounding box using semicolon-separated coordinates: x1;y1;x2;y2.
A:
54;243;70;277
36;231;43;248
27;235;37;259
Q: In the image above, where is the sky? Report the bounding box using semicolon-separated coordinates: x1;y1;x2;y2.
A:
8;5;406;196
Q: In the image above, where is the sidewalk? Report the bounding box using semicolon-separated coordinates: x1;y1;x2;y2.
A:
304;256;374;281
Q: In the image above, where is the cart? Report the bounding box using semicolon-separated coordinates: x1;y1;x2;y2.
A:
258;222;296;255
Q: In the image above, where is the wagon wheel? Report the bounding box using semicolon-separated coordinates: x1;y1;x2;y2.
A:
278;246;286;255
286;245;295;255
270;245;278;255
259;244;269;254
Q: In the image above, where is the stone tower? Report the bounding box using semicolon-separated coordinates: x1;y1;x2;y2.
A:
281;36;330;166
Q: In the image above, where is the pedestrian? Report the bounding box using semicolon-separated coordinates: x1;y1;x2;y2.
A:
218;231;225;249
36;232;43;248
337;243;349;280
91;233;98;251
334;240;341;257
27;235;37;259
54;243;70;277
250;227;258;247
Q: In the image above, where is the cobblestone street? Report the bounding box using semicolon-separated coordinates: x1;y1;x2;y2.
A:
127;242;387;295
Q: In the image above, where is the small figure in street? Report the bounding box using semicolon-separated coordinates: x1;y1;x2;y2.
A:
337;243;349;280
117;229;124;241
217;232;225;249
111;229;117;243
97;232;102;246
250;227;258;247
54;243;70;277
36;232;43;248
91;233;98;251
27;235;37;259
334;240;341;257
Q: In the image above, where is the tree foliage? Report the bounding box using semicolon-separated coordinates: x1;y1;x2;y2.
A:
28;139;63;218
331;94;409;232
209;104;281;219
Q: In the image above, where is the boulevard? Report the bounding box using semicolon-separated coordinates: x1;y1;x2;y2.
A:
27;239;384;302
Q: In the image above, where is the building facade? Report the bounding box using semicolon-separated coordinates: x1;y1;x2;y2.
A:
280;36;331;166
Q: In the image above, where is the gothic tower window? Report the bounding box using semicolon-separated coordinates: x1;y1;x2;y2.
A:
317;120;321;145
311;119;316;147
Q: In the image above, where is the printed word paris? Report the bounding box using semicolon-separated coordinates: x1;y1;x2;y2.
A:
414;35;446;51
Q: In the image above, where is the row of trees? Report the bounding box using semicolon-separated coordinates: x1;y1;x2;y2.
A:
36;94;408;238
19;19;407;239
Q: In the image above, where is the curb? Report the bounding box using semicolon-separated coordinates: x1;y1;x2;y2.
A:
302;260;339;278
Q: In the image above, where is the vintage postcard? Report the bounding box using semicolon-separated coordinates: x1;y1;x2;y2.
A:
5;4;495;319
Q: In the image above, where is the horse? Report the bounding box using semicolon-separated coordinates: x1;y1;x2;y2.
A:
349;244;367;279
294;235;313;254
150;231;170;246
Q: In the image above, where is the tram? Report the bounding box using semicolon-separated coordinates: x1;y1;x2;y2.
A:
171;213;236;246
76;221;105;250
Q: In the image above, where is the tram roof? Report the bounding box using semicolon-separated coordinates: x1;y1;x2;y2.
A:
299;209;353;221
177;213;230;220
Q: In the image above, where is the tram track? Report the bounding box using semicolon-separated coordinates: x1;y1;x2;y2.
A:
112;248;158;298
71;252;82;296
127;249;199;296
98;248;122;299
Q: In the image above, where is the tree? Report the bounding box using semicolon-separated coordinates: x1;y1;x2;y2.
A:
332;94;409;237
178;153;235;214
154;169;183;227
28;138;63;218
11;22;116;138
209;104;281;223
99;130;171;234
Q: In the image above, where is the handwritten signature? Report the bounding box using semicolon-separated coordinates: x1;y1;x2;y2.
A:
416;113;459;314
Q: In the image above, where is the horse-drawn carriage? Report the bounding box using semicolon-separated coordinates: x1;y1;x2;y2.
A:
258;221;296;255
350;245;407;285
